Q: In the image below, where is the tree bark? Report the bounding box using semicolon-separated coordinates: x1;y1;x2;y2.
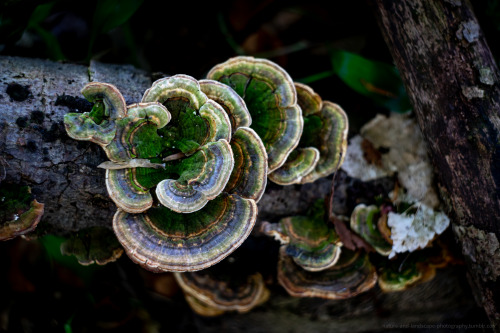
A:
0;56;152;233
373;0;500;326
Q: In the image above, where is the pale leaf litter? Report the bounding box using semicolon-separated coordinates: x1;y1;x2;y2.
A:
341;113;450;257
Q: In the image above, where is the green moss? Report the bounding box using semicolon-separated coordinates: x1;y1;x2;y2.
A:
89;100;106;124
244;78;276;141
0;184;33;222
157;99;207;156
218;73;250;97
299;114;322;148
147;195;226;236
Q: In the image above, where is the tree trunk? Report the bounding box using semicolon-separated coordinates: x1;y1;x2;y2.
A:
373;0;500;326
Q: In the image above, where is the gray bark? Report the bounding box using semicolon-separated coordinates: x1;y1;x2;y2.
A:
373;0;500;327
0;56;151;233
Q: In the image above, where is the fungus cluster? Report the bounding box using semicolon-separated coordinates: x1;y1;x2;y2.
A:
65;75;267;272
262;195;453;299
174;265;269;316
59;55;459;315
207;57;349;185
64;56;351;274
262;200;376;299
62;56;456;312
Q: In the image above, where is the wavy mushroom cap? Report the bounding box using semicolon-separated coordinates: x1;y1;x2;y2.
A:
65;79;266;272
224;127;268;202
199;79;251;131
174;269;269;316
277;247;377;299
261;200;341;272
270;83;349;185
207;56;303;173
113;193;257;272
64;82;127;146
350;204;392;256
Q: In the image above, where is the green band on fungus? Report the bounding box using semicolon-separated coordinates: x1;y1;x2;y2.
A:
277;247;377;299
113;193;257;272
270;82;349;185
261;199;342;272
207;56;303;173
350;204;392;256
65;77;267;272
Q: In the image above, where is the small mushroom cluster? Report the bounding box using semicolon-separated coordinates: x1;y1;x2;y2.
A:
262;200;377;299
262;196;454;299
207;56;349;185
65;75;267;272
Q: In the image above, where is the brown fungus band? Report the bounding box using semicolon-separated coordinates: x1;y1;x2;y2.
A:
174;268;269;316
277;247;377;299
64;77;267;272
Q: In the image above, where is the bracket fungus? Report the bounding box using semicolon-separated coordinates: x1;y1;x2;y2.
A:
269;83;349;185
64;77;267;272
261;200;342;272
60;227;124;265
377;254;437;292
277;247;377;300
207;56;303;173
0;184;44;241
350;204;392;256
174;269;269;316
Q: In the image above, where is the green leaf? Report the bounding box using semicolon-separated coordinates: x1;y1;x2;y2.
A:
32;25;66;61
28;2;56;27
24;2;66;61
39;235;98;283
93;0;144;34
330;49;411;113
88;0;144;59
